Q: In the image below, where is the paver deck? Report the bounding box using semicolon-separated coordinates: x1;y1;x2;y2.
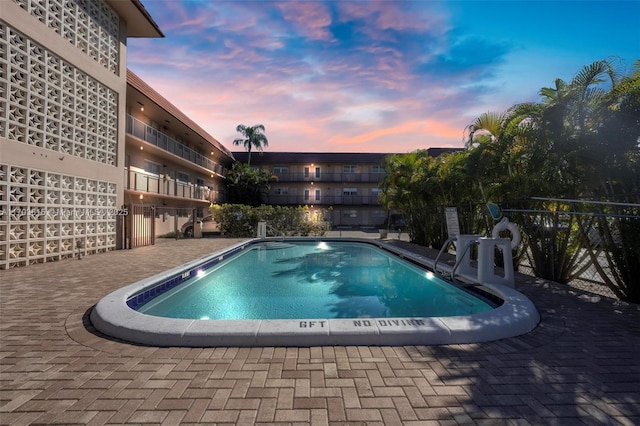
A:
1;237;639;425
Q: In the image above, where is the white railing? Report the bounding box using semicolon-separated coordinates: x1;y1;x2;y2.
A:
125;168;220;203
126;114;227;176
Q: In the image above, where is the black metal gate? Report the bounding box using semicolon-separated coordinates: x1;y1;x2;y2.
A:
117;204;155;249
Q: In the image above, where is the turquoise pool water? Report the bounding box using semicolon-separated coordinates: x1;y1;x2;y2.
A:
136;241;493;320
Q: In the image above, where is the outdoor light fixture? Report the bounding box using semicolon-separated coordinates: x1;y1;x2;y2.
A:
139;146;143;150
139;194;143;200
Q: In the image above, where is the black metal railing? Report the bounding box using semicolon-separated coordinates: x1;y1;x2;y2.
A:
271;172;386;183
267;195;381;205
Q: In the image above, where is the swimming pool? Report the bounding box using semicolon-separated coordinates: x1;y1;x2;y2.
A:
91;238;539;346
136;241;494;320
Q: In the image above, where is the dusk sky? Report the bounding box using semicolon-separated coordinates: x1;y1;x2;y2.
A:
128;1;639;153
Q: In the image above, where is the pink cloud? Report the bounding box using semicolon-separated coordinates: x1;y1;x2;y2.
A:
131;58;470;154
127;2;480;154
276;1;334;41
327;118;461;149
337;1;448;34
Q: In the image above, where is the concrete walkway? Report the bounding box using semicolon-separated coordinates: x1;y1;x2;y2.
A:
1;237;639;425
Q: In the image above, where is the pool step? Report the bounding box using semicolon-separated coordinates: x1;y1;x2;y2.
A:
261;242;296;250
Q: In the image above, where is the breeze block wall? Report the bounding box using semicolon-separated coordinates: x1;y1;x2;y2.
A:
0;0;125;269
0;164;118;268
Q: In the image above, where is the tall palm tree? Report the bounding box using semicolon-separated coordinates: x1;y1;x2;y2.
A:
233;124;268;166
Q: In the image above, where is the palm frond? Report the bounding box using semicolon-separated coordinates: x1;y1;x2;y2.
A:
540;78;568;104
571;60;617;95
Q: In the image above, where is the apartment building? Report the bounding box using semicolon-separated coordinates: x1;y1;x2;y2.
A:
124;70;234;245
232;152;391;228
0;0;162;269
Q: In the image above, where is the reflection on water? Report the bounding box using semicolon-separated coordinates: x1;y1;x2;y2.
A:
138;241;493;320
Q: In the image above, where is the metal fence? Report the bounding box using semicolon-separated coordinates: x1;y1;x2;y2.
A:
435;198;639;301
505;197;638;300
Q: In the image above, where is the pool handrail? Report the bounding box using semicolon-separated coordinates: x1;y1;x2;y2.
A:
450;239;480;283
434;236;457;277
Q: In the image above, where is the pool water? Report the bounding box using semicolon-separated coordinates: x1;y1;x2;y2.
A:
136;241;493;320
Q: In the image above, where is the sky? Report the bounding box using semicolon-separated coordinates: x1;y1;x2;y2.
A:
128;1;640;153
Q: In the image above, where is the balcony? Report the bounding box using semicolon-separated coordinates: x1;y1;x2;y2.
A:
126;114;227;176
125;168;221;203
267;195;381;206
271;172;386;183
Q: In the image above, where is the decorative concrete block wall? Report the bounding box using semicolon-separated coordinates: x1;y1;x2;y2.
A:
1;0;122;268
0;164;117;269
0;23;119;165
11;0;120;74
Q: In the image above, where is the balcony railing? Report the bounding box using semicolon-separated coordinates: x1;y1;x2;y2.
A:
125;168;222;203
267;195;381;205
126;114;227;176
271;172;387;183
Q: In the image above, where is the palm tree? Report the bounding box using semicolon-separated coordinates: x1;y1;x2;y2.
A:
233;124;268;166
463;103;542;200
540;60;617;135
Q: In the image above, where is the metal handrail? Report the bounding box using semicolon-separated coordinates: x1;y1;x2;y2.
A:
450;240;480;283
266;223;285;237
434;236;457;277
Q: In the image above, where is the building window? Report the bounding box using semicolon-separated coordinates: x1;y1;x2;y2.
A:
343;210;358;218
304;189;310;202
304;167;310;178
315;167;321;178
315;189;321;201
343;165;357;173
144;161;161;175
273;166;289;173
274;187;289;195
177;172;190;182
343;188;358;195
372;165;385;173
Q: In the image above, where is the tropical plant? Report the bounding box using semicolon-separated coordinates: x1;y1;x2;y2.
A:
464;59;640;296
225;162;273;206
376;59;639;298
379;151;448;247
574;59;640;302
210;204;330;238
233;124;269;165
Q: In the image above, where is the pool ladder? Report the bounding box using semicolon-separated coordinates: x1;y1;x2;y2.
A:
434;236;480;283
257;221;287;238
435;235;516;287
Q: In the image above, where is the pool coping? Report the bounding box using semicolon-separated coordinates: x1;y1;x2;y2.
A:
90;237;540;347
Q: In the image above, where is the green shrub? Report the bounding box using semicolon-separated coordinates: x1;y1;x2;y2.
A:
210;204;331;238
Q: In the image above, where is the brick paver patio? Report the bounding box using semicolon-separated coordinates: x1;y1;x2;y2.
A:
1;237;639;425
